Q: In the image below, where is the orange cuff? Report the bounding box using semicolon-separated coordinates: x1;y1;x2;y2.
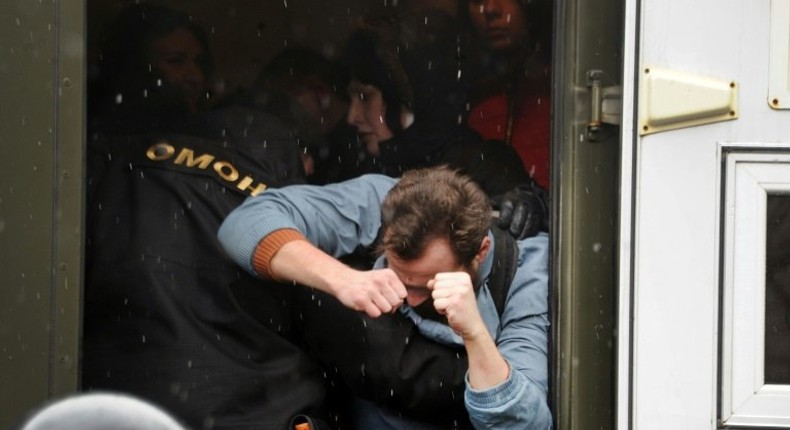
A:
252;229;307;281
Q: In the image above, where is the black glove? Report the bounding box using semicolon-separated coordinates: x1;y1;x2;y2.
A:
492;182;549;239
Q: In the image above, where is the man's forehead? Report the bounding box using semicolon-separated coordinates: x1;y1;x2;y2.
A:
385;239;464;281
385;255;437;284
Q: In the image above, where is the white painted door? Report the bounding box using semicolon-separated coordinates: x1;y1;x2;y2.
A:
620;0;790;428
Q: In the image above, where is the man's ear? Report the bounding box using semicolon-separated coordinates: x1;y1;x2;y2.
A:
474;235;492;265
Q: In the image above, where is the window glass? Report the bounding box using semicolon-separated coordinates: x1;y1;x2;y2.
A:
765;194;790;384
83;1;553;428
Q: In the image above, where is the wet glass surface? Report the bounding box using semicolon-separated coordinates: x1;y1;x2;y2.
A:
765;194;790;384
81;1;554;428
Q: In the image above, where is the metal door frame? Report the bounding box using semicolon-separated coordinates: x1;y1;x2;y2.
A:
0;2;85;427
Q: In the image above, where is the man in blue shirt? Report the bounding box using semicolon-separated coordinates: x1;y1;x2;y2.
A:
219;166;551;429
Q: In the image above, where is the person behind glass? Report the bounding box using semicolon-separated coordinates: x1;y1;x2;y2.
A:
461;0;553;190
83;5;330;429
339;10;478;177
341;10;549;238
88;3;213;135
213;46;360;184
257;47;352;183
218;166;552;429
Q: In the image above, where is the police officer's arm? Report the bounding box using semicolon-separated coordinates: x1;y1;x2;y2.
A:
265;238;406;317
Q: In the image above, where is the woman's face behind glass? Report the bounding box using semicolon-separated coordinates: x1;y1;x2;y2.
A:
467;0;528;53
346;79;394;157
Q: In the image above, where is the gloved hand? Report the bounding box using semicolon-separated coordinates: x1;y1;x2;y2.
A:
491;182;549;239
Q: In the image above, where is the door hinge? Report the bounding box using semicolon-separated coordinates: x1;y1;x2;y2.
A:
586;69;622;140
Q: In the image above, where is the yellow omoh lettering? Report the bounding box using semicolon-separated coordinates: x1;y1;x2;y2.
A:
237;176;267;197
146;143;267;197
213;161;239;182
146;142;175;161
174;147;215;169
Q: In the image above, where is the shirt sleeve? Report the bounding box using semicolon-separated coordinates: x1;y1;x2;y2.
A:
218;174;397;276
464;233;552;429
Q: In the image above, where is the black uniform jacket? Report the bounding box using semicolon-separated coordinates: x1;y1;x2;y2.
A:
82;113;326;430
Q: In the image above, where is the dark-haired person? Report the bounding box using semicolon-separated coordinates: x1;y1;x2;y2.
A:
339;11;473;178
463;0;553;190
211;46;359;185
218;166;552;429
88;4;216;135
340;10;549;237
83;5;333;429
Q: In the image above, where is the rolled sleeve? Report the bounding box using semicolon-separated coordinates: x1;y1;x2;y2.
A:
464;233;552;429
218;174;397;276
465;361;552;429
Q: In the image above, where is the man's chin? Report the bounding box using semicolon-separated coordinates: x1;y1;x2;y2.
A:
411;300;449;325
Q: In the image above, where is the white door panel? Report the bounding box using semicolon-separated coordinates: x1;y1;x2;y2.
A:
623;0;790;428
634;137;721;429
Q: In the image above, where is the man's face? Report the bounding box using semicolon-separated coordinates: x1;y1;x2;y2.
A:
386;236;473;307
346;79;394;156
467;0;528;53
292;75;350;135
148;27;207;112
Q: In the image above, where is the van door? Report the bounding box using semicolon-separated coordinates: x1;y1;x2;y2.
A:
0;2;85;428
552;0;623;428
621;0;790;428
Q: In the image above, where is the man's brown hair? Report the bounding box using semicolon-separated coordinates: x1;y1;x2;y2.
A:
379;166;492;266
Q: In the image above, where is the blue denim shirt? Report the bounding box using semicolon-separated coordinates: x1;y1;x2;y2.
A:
218;174;552;429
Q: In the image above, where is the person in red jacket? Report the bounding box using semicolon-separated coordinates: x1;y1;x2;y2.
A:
462;0;553;190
